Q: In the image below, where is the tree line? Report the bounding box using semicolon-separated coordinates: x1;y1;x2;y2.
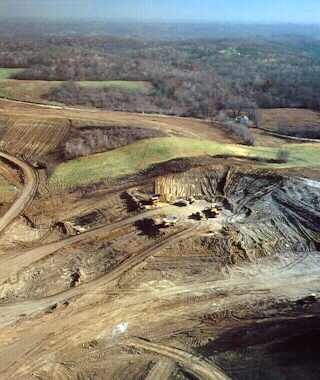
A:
1;35;320;117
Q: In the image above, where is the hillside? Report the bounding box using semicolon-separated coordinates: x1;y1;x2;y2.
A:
1;35;320;117
0;28;320;380
1;20;320;40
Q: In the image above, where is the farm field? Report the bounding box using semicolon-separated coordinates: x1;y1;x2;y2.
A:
3;98;320;141
1;115;70;159
0;68;26;81
0;79;61;102
0;68;151;101
77;80;151;89
260;108;320;131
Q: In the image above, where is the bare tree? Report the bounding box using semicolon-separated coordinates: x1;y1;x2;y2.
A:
276;149;290;163
251;109;262;127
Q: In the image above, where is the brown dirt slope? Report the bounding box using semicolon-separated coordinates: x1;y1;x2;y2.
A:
1;116;70;159
261;108;320;130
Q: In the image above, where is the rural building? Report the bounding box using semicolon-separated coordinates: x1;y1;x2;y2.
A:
236;115;249;124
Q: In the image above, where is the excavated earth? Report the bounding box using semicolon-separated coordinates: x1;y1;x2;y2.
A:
0;163;320;380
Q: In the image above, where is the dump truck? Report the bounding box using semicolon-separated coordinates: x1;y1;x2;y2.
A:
149;194;160;204
162;216;178;227
176;199;189;206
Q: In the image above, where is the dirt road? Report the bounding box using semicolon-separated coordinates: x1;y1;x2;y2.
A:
0;151;37;233
0;249;318;379
0;199;219;284
0;206;174;283
144;361;175;380
0;225;205;327
126;338;233;380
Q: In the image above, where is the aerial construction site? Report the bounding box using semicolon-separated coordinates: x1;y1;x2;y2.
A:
0;98;320;380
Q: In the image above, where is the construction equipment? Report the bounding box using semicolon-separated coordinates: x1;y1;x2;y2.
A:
176;198;189;206
149;194;160;204
162;216;178;227
205;204;221;218
192;211;206;220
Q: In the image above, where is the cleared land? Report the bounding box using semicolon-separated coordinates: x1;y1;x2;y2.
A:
261;108;320;130
1;116;70;159
0;80;61;102
77;80;150;89
0;69;151;101
0;99;320;380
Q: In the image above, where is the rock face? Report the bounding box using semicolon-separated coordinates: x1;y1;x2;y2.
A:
156;167;320;257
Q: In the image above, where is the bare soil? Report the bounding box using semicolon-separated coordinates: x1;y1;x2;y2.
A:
0;101;320;380
261;108;320;130
0;99;241;144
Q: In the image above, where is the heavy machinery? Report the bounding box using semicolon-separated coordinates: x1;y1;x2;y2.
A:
148;194;160;204
175;196;196;206
176;198;190;206
162;216;178;227
192;211;206;220
205;204;221;218
187;196;195;204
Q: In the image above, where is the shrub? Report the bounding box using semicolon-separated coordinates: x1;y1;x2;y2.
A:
276;149;290;163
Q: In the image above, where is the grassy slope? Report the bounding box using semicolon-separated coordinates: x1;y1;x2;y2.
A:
0;68;25;81
0;80;62;102
0;69;144;87
50;136;320;189
77;81;142;89
0;185;15;192
0;69;148;100
267;144;320;169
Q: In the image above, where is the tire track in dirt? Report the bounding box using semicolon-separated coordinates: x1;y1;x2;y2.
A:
0;207;170;284
145;361;175;380
0;151;38;233
0;227;204;378
125;338;233;380
0;250;318;378
0;226;205;327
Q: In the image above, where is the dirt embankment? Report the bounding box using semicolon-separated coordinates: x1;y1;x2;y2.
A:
156;167;320;258
0;151;38;233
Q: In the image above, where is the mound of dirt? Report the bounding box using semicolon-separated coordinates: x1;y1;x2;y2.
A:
0;215;43;246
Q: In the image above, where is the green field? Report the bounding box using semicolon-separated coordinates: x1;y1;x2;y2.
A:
266;144;320;169
77;81;144;89
50;137;320;189
49;137;320;189
0;71;148;101
0;68;26;81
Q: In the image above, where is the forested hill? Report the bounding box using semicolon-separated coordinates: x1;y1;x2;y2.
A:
1;20;320;40
1;34;320;117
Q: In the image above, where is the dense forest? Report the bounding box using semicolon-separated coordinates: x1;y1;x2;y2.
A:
1;34;320;117
1;20;320;40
